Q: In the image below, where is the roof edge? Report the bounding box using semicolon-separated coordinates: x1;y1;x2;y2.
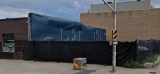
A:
0;17;28;21
151;1;155;8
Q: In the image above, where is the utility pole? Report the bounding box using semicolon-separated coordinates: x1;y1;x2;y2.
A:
102;0;117;72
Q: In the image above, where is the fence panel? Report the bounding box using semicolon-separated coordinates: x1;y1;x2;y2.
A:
23;41;136;66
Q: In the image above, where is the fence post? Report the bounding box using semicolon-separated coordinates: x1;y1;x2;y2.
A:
61;28;62;41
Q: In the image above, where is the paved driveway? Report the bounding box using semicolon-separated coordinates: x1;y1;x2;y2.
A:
0;59;158;74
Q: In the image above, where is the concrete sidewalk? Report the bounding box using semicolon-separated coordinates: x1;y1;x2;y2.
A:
0;59;159;74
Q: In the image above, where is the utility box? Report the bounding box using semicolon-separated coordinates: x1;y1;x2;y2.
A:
73;58;87;70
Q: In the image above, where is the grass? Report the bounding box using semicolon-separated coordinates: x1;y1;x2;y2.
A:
123;54;160;69
145;54;160;63
123;60;143;69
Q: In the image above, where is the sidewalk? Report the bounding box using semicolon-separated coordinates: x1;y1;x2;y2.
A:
155;63;160;74
90;66;157;74
0;59;159;74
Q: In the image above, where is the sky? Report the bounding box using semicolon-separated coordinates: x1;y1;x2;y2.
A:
0;0;159;22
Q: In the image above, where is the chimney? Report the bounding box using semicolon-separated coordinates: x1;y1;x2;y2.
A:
137;0;141;1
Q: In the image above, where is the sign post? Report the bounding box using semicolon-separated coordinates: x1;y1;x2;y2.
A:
102;0;117;72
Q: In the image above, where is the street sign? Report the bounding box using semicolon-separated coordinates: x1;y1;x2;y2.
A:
110;41;118;45
113;47;116;52
113;41;118;45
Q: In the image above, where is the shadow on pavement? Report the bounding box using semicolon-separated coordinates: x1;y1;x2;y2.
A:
74;70;96;74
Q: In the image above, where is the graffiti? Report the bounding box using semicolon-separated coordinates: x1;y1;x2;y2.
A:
137;40;160;62
138;46;149;51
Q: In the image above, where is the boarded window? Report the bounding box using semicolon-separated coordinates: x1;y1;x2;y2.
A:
2;34;15;52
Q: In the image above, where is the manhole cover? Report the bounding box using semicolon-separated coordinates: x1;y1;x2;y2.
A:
149;71;157;74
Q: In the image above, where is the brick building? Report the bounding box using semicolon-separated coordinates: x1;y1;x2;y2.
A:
0;17;28;59
80;8;160;41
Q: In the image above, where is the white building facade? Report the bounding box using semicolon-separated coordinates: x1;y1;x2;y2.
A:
91;0;155;13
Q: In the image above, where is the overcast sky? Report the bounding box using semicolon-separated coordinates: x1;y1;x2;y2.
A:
0;0;159;21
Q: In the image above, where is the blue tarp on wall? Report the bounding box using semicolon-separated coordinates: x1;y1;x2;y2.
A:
29;13;106;42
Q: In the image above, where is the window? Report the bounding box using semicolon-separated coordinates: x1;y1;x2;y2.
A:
2;34;15;52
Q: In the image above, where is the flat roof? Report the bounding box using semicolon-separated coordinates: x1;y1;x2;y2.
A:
92;0;155;8
0;17;27;21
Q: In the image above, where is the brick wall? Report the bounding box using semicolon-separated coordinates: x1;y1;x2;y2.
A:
0;18;28;42
0;18;28;52
0;42;2;51
80;8;160;41
0;52;14;59
0;52;23;59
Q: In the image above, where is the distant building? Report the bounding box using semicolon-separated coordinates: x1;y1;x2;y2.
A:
80;0;160;41
0;13;107;59
91;0;155;13
0;17;28;59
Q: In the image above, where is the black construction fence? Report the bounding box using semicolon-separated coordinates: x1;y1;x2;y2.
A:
14;40;160;66
137;40;160;63
19;41;136;66
12;40;160;66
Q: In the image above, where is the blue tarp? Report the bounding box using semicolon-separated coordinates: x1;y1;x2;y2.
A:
29;13;106;42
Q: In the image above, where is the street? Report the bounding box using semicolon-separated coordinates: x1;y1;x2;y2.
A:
0;59;159;74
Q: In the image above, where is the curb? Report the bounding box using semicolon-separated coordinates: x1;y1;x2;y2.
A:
143;56;160;68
